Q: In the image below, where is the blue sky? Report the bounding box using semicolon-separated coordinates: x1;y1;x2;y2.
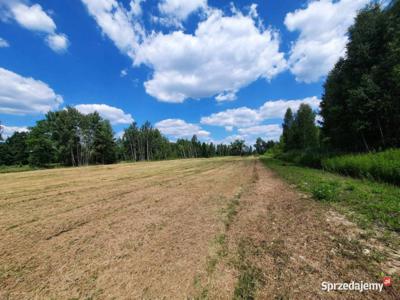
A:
0;0;370;144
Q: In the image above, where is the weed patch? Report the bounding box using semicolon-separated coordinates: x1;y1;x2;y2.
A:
233;239;265;300
322;149;400;186
261;157;400;233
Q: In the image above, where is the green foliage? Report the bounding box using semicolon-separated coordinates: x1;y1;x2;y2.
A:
281;104;319;152
254;138;275;155
230;139;246;156
276;148;333;169
120;126;245;162
0;121;3;141
322;149;400;185
311;181;340;201
261;157;400;232
321;2;400;151
27;120;55;167
282;108;294;151
0;131;29;165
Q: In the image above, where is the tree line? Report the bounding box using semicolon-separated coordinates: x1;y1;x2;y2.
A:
321;1;400;152
0;108;276;167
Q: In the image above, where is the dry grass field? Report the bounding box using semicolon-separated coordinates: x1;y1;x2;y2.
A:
0;157;398;299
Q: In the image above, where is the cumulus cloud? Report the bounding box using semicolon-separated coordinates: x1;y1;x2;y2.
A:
135;9;286;103
215;91;237;102
285;0;369;83
0;37;9;47
238;124;281;137
10;2;56;32
238;124;282;143
134;10;286;103
201;107;260;128
155;118;210;139
201;96;320;128
46;33;69;53
81;0;145;60
258;97;320;119
215;124;282;145
1;125;29;139
74;104;134;125
0;67;63;115
82;1;286;103
158;0;207;26
1;1;69;53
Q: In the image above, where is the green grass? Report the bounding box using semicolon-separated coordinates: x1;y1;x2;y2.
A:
0;165;37;174
322;149;400;186
260;157;400;233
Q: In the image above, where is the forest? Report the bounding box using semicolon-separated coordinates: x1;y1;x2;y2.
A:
273;2;400;169
0;107;274;167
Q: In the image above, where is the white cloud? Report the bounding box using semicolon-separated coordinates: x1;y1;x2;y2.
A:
81;0;144;60
129;0;144;17
1;125;29;139
135;9;286;103
74;104;134;125
238;124;281;136
0;67;63;115
0;37;9;47
155;118;210;139
201;107;260;128
216;124;282;145
10;2;56;32
215;91;237;102
258;96;320;119
81;2;286;103
285;0;369;82
1;1;69;53
248;4;258;19
158;0;207;25
120;68;128;77
201;97;321;128
114;130;124;139
238;124;282;142
46;33;69;53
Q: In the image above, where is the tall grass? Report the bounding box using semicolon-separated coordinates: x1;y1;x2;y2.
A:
322;149;400;186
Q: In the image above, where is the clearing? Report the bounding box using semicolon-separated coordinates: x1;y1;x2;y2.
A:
0;157;398;299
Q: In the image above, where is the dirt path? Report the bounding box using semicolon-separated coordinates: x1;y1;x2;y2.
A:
204;161;398;299
0;158;397;299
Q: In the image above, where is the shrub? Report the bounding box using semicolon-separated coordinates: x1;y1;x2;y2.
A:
312;181;340;201
322;149;400;186
276;148;334;169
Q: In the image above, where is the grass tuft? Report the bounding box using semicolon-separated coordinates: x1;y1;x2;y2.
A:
322;149;400;186
261;157;400;233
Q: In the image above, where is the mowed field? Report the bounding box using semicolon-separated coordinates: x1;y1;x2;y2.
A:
0;157;397;299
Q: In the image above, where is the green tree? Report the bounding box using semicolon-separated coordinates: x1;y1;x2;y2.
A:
254;137;268;155
27;120;55;167
230;139;245;156
292;104;319;149
92;120;116;164
282;108;295;151
321;2;400;151
4;132;29;165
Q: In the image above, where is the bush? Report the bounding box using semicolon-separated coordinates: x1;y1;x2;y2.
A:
312;181;340;201
322;149;400;186
276;148;334;169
